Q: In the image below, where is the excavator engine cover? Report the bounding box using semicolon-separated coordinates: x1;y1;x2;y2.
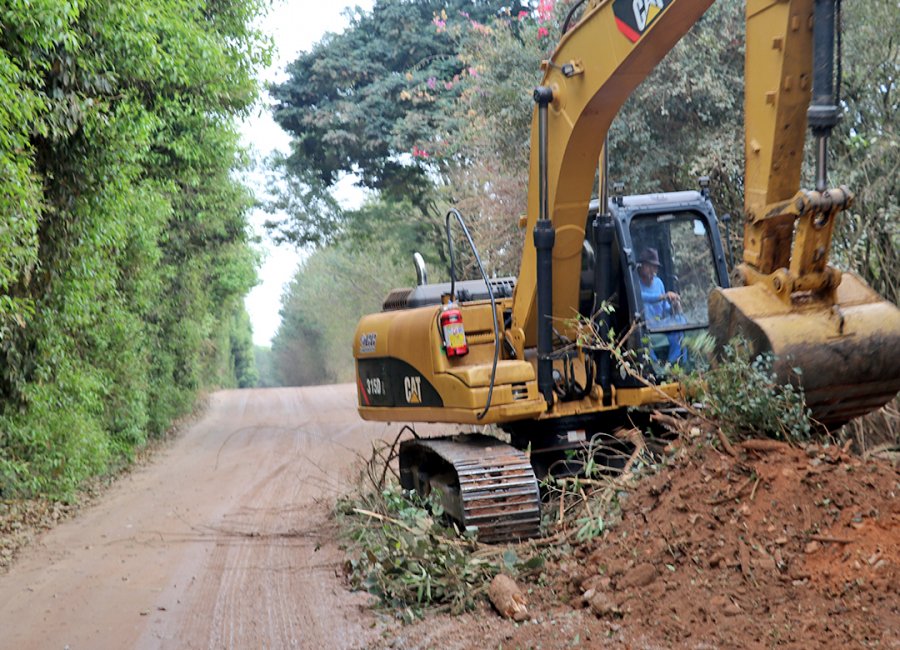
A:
709;273;900;429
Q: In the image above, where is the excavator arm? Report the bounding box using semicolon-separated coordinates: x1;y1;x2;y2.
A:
709;0;900;426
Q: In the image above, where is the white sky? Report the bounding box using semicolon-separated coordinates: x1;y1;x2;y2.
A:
242;1;373;346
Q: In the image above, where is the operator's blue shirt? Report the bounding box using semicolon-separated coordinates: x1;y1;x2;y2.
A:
640;276;685;364
640;276;669;322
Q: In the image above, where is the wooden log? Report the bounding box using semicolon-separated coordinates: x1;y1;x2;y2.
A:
488;574;529;622
739;439;793;453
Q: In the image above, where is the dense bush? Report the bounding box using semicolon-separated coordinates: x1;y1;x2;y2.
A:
685;340;812;442
0;0;268;497
340;481;545;618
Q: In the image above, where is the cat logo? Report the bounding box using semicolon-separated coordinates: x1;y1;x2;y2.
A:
403;375;422;404
613;0;670;42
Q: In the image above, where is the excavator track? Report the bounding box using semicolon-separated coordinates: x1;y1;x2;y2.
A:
399;434;541;543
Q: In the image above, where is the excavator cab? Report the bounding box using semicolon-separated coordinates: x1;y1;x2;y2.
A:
581;189;730;374
624;194;729;372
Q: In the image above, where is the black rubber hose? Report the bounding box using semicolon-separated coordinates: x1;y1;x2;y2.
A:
445;215;458;302
445;208;500;420
562;0;588;34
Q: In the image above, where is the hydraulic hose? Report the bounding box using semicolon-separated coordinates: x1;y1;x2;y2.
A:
445;208;500;420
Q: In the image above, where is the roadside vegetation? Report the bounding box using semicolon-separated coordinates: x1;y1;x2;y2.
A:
0;0;268;498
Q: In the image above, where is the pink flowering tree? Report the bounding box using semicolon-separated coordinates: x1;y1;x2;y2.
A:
412;1;564;275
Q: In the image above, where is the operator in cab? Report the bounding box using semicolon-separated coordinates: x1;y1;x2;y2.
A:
637;248;686;365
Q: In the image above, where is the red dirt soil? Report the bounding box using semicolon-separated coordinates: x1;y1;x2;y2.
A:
565;441;899;648
381;439;899;649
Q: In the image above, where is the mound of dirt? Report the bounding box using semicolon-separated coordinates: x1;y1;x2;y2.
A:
370;441;900;649
542;440;899;648
383;440;899;649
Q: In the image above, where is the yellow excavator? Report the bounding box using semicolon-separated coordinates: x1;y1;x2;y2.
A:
353;0;900;542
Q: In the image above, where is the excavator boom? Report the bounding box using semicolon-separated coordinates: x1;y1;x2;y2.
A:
511;0;715;346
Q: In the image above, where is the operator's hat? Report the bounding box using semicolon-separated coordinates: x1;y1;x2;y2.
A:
638;248;661;266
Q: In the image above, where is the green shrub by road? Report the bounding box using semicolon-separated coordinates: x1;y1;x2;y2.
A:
0;0;267;498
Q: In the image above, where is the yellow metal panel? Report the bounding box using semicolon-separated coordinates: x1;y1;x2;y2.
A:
358;398;546;426
614;383;681;407
445;360;535;388
744;0;813;218
353;310;401;358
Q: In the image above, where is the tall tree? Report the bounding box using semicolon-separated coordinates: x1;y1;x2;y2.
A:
267;0;526;252
829;0;899;303
272;238;415;384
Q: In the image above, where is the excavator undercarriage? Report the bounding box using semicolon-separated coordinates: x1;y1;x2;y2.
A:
399;435;542;543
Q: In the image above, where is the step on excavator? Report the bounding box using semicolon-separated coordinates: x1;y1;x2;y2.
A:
353;0;900;543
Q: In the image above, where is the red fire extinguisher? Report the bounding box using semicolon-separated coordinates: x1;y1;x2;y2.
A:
440;301;468;357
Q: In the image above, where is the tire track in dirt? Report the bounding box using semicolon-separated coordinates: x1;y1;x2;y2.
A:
0;385;400;650
144;385;384;649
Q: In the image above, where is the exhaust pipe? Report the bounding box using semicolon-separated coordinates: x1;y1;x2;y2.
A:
413;252;428;286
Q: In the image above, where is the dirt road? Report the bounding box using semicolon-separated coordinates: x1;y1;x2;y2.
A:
6;385;896;650
0;385;399;650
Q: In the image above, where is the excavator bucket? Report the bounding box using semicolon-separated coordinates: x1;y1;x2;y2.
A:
709;273;900;430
